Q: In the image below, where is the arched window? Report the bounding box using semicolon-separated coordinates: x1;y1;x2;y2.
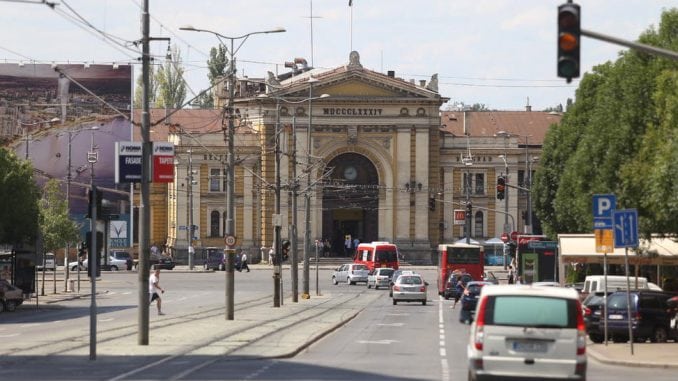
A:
474;211;484;237
210;210;220;237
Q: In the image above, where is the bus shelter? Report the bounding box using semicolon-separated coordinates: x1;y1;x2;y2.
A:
558;234;678;288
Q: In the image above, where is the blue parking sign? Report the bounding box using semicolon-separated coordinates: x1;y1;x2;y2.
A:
613;209;638;248
593;194;616;229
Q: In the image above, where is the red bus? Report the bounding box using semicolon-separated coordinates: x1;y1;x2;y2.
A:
436;243;484;295
353;242;400;271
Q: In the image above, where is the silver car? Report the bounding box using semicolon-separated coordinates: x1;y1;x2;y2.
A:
332;263;369;285
367;267;394;289
392;274;428;305
467;285;587;381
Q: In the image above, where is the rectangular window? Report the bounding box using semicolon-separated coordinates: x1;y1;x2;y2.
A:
474;173;485;195
210;168;221;192
488;296;575;328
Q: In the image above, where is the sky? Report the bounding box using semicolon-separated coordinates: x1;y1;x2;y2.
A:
0;0;673;111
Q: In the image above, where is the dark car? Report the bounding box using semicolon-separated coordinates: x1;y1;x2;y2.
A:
443;272;473;300
603;290;676;343
150;252;176;270
583;292;609;343
459;281;493;323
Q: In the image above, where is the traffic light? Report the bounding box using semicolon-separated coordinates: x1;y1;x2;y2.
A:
465;202;472;219
428;197;436;211
86;186;103;219
557;2;581;82
281;239;291;261
496;176;506;200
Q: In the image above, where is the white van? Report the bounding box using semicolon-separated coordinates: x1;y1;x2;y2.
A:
582;275;648;295
467;285;587;380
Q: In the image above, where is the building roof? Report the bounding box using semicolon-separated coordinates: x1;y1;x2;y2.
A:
440;111;562;145
131;108;223;142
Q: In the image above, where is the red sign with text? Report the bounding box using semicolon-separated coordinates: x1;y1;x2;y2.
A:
152;142;175;183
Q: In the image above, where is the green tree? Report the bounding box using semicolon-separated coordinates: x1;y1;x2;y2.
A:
0;148;40;244
133;64;157;107
39;179;79;253
155;45;187;109
533;8;678;238
207;45;228;85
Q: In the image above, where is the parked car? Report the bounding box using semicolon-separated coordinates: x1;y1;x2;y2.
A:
70;255;128;271
0;279;24;312
582;292;609;343
36;252;56;271
442;272;473;300
110;250;134;270
468;285;587;381
459;281;493;324
149;252;176;270
332;263;369;285
392;273;428;305
367;267;394;289
204;247;226;271
603;290;676;343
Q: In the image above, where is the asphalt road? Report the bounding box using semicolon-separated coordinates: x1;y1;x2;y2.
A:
2;267;677;380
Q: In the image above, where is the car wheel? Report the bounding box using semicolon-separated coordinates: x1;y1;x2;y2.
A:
367;282;372;289
651;326;668;343
6;300;17;312
332;276;338;285
422;300;427;306
393;299;397;305
110;265;118;271
589;333;604;343
375;285;379;290
348;277;354;285
71;266;78;271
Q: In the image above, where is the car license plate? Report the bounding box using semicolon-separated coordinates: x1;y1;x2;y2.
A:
609;314;624;320
512;341;547;353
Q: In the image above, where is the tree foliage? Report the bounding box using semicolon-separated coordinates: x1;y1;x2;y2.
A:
207;45;228;86
0;148;40;244
155;45;187;109
39;179;79;252
133;64;157;107
533;8;678;238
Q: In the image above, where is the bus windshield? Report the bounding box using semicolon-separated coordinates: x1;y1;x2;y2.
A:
375;250;397;262
448;247;481;264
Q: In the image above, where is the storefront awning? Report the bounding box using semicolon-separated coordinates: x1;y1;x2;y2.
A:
558;234;678;265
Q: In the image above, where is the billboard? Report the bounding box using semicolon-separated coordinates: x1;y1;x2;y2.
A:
152;142;175;183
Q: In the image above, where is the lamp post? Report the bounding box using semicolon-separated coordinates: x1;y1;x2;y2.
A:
181;25;285;319
20;117;60;160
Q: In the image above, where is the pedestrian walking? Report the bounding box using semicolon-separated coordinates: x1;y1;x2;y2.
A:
452;278;465;309
508;265;515;284
149;268;165;315
241;252;250;272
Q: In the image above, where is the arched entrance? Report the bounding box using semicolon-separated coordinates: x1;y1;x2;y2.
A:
323;153;379;256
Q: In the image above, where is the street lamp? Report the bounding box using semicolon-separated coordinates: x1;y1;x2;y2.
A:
20;117;60;159
180;25;285;319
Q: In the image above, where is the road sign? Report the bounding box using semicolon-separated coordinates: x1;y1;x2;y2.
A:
593;194;616;229
595;229;614;253
225;235;236;246
613;209;639;248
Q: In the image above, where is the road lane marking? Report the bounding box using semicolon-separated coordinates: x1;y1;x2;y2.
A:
0;333;20;338
357;339;398;345
376;322;404;327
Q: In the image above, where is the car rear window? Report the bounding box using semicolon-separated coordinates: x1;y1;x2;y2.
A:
375;250;397;262
607;293;632;309
354;264;368;271
399;276;422;285
467;284;484;294
379;269;394;276
485;296;577;328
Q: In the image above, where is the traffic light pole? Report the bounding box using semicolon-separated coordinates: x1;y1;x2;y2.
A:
581;29;678;61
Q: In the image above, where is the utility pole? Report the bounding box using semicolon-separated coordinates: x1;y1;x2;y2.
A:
290;116;298;303
87;130;98;360
302;77;317;298
273;101;282;307
187;149;194;270
139;0;170;344
64;130;72;292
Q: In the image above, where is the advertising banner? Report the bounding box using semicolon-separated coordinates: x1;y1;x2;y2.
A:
115;141;142;183
152;142;175;183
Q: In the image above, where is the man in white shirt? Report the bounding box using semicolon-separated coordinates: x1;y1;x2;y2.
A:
149;268;165;315
241;252;250;272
